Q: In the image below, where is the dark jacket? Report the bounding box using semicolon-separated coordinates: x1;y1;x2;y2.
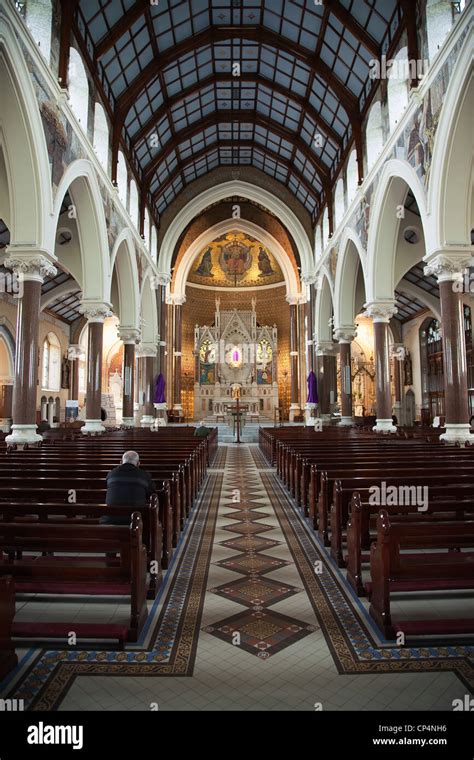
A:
105;463;155;507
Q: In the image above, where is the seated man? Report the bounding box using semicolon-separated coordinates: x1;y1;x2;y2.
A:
194;420;211;437
102;450;155;525
37;419;51;433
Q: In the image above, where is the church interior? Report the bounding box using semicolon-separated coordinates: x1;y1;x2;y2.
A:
0;0;473;726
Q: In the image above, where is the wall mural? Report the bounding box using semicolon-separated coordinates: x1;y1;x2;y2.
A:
189;232;284;288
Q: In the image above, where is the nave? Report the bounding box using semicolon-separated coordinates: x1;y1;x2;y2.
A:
2;440;471;712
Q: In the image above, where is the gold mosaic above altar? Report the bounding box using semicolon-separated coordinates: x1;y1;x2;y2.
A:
188;232;284;288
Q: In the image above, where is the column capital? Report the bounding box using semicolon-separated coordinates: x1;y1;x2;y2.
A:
423;250;472;283
334;326;357;343
137;342;158;358
286;293;305;305
152;272;172;287
300;272;319;286
67;344;85;361
118;327;141;344
316;341;339;356
4;250;57;283
365;301;398;323
390;343;407;361
168;293;186;306
79;301;113;323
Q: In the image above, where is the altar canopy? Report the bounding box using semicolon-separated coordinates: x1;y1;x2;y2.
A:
194;300;278;418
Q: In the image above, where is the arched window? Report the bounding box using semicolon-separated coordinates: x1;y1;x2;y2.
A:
25;0;52;64
68;48;89;132
93;102;109;172
346;150;358;206
129;179;139;229
334;178;345;230
117;151;128;206
322;207;330;250
426;0;463;63
151;225;158;264
365;101;384;172
388;47;409;133
42;332;61;391
144;207;151;250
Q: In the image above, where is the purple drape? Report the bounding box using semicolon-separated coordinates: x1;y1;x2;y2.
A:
154;373;166;404
307;371;318;404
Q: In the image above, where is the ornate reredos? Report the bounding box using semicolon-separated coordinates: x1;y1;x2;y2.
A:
188;231;284;288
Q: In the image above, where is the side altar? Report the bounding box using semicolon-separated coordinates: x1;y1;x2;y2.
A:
193;298;279;419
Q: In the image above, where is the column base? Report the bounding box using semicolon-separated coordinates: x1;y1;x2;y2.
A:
81;419;106;435
5;424;42;448
440;423;474;445
0;418;12;433
373;418;397;434
289;403;300;423
140;414;155;428
339;416;354;426
304;403;317;426
173;404;183;411
121;417;135;428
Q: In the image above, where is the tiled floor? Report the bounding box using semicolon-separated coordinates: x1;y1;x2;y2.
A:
52;444;471;711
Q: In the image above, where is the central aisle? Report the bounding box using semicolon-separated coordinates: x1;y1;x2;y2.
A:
54;444;464;711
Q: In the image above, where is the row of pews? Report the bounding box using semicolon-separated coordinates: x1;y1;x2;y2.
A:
0;426;217;674
259;426;474;641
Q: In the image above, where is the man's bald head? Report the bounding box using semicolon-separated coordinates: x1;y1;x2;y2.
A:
122;451;140;467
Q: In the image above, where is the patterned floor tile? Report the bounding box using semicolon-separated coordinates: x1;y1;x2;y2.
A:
213;553;292;576
209;575;302;608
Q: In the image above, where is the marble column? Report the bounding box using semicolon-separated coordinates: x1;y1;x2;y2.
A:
334;327;357;425
4;252;57;447
138;343;157;426
316;341;339;423
287;296;300;421
390;344;406;426
79;302;111;435
172;295;185;413
366;302;397;433
425;252;473;444
67;344;84;401
119;328;140;427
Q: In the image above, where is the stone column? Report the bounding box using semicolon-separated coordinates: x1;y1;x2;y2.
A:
118;328;140;427
390;344;406;426
425;252;473;444
366;301;398;433
171;295;185;413
287;295;300;421
138;343;157;426
334;327;357;425
79;302;111;435
4;252;57;447
316;341;339;423
67;344;84;401
154;273;170;381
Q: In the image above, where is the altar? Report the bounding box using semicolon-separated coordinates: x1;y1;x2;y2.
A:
194;300;279;419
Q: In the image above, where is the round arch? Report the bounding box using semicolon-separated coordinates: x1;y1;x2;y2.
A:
0;323;15;379
172;218;300;300
366;159;432;303
0;9;52;248
333;227;367;330
159;180;313;281
314;269;335;343
109;228;140;331
51;159;110;303
427;31;473;249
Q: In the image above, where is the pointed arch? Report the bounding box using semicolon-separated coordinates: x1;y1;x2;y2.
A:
51;159;109;303
427;31;473;249
140;268;159;344
315;270;335;343
0;8;51;248
109;228;140;331
334;227;367;330
366;159;432;303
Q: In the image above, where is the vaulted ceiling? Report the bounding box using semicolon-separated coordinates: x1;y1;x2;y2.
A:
69;0;413;227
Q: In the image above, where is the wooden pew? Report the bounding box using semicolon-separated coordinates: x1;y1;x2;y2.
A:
0;513;149;644
346;490;474;594
0;576;17;680
369;509;474;639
